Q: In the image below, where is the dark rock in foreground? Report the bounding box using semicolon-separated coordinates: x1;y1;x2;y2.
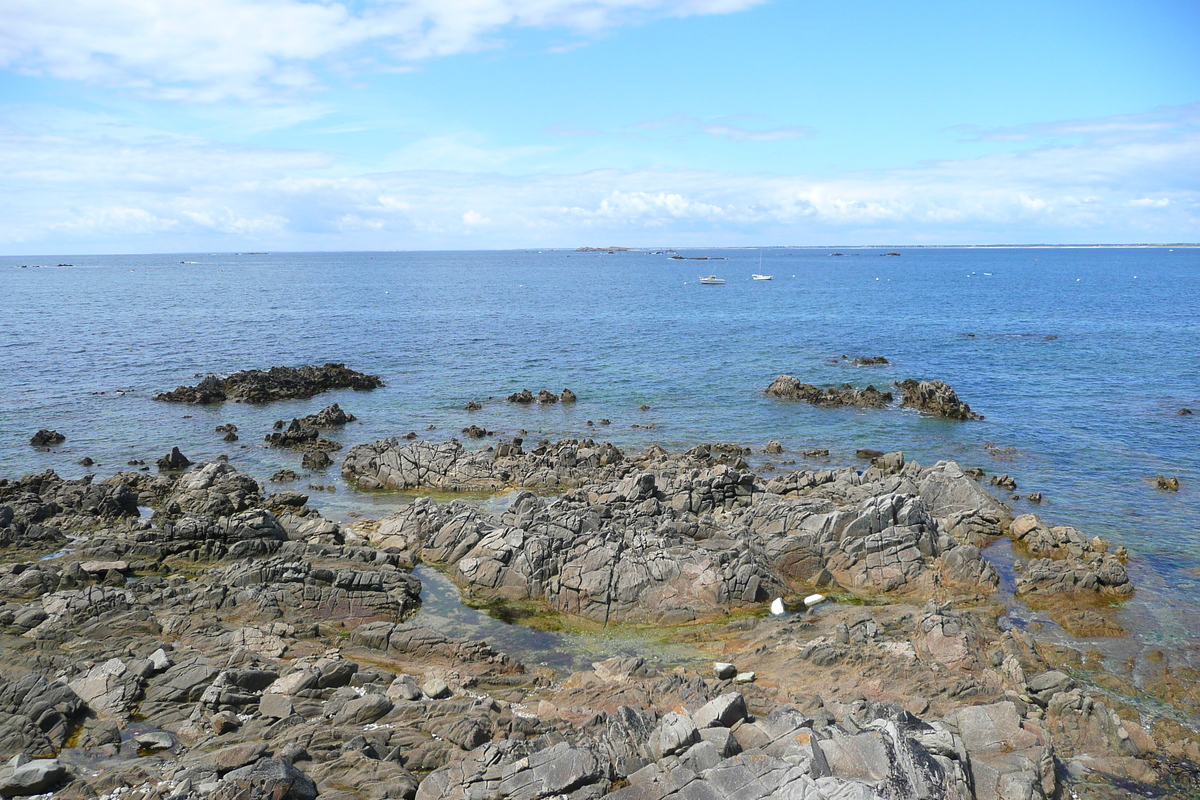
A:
896;379;982;421
156;363;383;404
766;375;893;409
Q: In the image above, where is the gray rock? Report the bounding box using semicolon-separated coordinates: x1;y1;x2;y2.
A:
0;754;68;796
693;693;747;729
333;693;394;725
258;693;295;720
386;674;424;702
655;712;700;758
699;726;742;758
422;677;451;700
1027;670;1076;706
214;757;318;800
134;731;174;752
68;658;143;720
712;662;737;680
203;741;269;775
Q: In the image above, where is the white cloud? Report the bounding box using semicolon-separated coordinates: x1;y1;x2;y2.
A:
563;113;812;143
0;104;1196;251
0;0;765;101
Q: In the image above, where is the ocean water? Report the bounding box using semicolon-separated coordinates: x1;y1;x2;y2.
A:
2;247;1198;657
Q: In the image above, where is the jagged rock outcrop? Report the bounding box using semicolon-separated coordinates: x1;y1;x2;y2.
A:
896;380;982;421
266;419;342;452
297;403;356;428
156;363;383;404
28;429;65;447
766;375;894;409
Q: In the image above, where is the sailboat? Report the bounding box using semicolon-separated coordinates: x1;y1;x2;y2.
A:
752;249;772;280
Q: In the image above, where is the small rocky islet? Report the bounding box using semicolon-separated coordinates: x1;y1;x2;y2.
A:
0;371;1195;799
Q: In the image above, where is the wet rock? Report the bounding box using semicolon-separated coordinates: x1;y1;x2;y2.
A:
989;474;1017;490
464;401;482;411
156;363;383;404
297;403;356;428
507;389;534;404
1156;475;1180;491
134;730;174;751
28;430;65;447
462;425;491;439
853;356;889;366
896;379;982;420
266;419;341;453
271;469;298;483
302;451;334;470
157;447;193;471
537;390;558;404
766;375;894;408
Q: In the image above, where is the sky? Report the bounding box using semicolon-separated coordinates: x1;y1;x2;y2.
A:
0;0;1198;253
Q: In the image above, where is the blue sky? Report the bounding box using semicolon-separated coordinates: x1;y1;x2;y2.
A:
0;0;1197;253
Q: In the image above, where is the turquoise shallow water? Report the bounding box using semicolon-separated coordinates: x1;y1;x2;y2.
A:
1;247;1198;653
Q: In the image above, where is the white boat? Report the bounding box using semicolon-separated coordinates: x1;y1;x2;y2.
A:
751;252;771;280
698;275;726;285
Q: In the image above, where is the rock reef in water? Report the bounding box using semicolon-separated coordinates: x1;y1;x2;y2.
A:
765;375;894;408
29;429;65;447
896;379;982;421
0;440;1184;800
155;363;383;404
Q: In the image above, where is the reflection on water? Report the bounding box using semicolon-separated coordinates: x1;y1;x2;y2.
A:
409;565;707;676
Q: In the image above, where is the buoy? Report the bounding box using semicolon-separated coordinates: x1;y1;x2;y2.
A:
770;598;786;615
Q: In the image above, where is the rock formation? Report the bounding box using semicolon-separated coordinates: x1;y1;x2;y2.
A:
766;375;894;409
156;364;383;404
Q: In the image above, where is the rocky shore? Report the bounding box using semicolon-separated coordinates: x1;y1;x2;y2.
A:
0;437;1194;800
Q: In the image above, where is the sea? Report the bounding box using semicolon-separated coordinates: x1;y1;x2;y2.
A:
1;247;1198;675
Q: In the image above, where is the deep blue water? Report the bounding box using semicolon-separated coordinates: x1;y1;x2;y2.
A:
1;247;1198;651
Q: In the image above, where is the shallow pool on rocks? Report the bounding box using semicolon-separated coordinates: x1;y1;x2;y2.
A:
408;564;712;676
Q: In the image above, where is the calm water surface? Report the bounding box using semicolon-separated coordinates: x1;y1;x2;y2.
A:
1;247;1197;659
